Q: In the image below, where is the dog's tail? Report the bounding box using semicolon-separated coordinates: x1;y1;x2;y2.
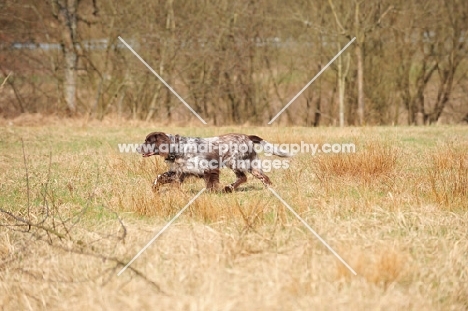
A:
248;135;291;157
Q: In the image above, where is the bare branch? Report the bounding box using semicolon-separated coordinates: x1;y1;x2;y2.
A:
327;0;346;34
0;72;11;91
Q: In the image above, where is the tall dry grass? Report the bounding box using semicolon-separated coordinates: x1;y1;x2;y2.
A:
312;141;398;184
428;146;468;209
0;123;467;310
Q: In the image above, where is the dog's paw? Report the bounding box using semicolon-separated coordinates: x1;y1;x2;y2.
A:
151;177;160;192
223;185;234;193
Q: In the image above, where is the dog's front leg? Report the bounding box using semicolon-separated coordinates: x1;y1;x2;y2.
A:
152;171;180;192
203;169;220;191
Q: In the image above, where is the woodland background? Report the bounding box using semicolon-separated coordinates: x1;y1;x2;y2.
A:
1;0;467;126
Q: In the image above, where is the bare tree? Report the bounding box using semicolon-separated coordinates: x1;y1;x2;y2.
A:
2;0;467;125
426;0;468;124
53;0;79;115
337;42;351;127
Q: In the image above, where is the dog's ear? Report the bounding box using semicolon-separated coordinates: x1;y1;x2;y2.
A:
145;132;170;157
248;135;263;144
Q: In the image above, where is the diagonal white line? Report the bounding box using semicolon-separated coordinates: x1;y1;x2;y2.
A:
268;187;357;275
118;36;207;125
117;188;206;276
268;37;356;125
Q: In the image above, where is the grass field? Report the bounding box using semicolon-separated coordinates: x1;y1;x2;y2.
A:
0;120;467;310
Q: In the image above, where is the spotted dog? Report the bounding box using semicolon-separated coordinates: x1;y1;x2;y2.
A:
138;132;290;192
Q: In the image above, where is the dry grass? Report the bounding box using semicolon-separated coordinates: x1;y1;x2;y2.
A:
312;141;398;184
428;145;468;209
0;122;467;310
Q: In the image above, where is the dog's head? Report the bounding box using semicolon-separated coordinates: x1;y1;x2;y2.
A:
138;132;171;158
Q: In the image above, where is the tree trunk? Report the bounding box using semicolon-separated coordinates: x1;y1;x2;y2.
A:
145;59;164;121
58;0;78;115
164;0;176;121
355;2;365;126
64;52;77;115
412;58;437;125
338;52;344;127
313;94;321;127
355;43;364;126
414;76;426;126
336;40;351;127
428;66;456;124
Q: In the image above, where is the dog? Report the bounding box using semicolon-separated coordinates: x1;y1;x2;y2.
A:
138;132;290;192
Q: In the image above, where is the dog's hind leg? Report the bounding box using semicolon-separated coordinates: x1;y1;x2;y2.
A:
224;169;247;193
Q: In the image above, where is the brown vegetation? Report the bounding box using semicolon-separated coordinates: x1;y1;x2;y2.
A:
0;124;467;309
1;0;467;125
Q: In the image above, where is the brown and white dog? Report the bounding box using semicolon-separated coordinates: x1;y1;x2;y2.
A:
138;132;290;192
